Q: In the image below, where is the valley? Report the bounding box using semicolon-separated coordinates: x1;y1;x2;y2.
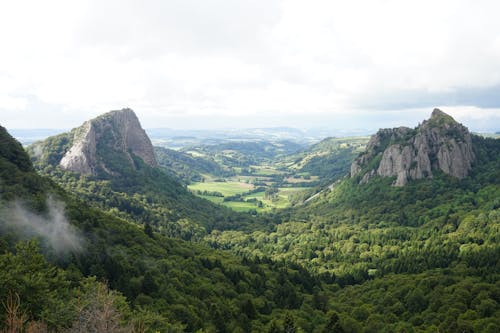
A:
154;135;369;213
1;108;499;332
2;3;500;332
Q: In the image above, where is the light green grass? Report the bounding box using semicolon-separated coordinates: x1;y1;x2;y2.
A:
198;195;224;204
191;181;310;213
251;166;282;176
188;181;253;196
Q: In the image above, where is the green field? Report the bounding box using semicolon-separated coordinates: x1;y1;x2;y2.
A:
189;177;311;213
250;165;282;176
198;195;224;204
188;181;253;196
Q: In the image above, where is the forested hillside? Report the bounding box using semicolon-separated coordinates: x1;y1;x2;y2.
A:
154;146;230;183
2;109;500;332
206;129;500;331
0;125;338;332
281;136;368;184
27;111;275;238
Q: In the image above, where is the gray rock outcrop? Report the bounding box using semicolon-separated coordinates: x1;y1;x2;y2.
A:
351;109;475;186
60;108;157;175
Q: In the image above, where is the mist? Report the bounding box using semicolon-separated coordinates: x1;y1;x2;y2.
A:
0;196;83;254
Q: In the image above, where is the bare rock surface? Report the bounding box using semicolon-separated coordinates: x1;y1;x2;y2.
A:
351;109;475;186
60;108;157;175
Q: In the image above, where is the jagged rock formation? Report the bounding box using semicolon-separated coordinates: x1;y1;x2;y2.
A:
351;109;475;186
59;108;157;175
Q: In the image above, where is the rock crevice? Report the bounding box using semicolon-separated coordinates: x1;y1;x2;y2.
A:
59;108;157;175
351;109;475;186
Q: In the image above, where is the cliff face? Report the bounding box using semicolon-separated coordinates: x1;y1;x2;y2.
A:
351;109;475;186
59;108;157;175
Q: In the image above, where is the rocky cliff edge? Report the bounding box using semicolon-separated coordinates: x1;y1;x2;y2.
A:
350;109;475;186
59;108;157;175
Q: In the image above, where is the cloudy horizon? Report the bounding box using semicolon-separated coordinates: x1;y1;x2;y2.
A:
1;0;499;132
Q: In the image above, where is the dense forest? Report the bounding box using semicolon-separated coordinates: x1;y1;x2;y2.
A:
1;125;335;332
27;132;279;239
1;119;499;332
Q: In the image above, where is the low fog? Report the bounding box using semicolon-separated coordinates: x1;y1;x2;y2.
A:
0;196;83;254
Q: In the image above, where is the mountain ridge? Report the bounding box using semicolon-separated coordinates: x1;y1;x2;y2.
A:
26;110;273;237
32;108;157;176
351;108;475;186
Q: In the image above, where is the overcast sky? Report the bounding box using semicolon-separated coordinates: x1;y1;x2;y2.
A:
1;0;499;132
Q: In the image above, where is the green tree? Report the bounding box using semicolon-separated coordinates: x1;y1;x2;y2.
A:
284;313;296;333
322;312;345;333
144;222;154;238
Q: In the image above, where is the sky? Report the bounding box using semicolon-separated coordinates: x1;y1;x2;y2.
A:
0;0;499;132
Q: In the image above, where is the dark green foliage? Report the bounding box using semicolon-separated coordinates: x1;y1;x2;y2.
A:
329;270;500;333
183;140;304;168
0;241;74;329
154;146;229;183
0;126;33;172
143;222;154;238
283;137;368;185
29;141;276;237
207;136;500;331
322;312;344;333
1;127;330;331
284;313;297;333
2;124;500;332
0;126;55;203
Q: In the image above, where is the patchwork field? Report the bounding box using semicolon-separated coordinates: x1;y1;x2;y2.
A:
188;181;253;196
189;180;310;212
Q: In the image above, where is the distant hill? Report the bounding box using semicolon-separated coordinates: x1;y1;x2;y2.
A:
0;125;336;332
282;136;369;184
29;108;157;176
3;105;500;331
147;126;319;148
207;109;500;331
154;146;230;183
182;140;304;169
26;109;270;237
351;109;476;186
8;128;67;146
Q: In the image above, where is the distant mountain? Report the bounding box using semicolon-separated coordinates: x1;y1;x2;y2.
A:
1;125;334;332
30;108;157;176
3;108;500;332
351;109;475;186
27;109;269;237
207;111;500;331
147;127;321;148
8;128;67;146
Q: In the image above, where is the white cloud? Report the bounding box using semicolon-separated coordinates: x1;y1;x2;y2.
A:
0;0;499;131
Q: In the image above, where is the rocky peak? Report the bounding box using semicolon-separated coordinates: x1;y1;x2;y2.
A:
351;109;475;186
59;108;157;175
431;108;451;118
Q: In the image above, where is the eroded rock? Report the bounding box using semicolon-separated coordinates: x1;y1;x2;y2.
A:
351;109;475;186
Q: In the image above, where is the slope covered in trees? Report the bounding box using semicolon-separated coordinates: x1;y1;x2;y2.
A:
2;108;500;332
26;115;275;237
154;146;231;183
206;131;500;331
281;136;368;185
0;125;336;332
